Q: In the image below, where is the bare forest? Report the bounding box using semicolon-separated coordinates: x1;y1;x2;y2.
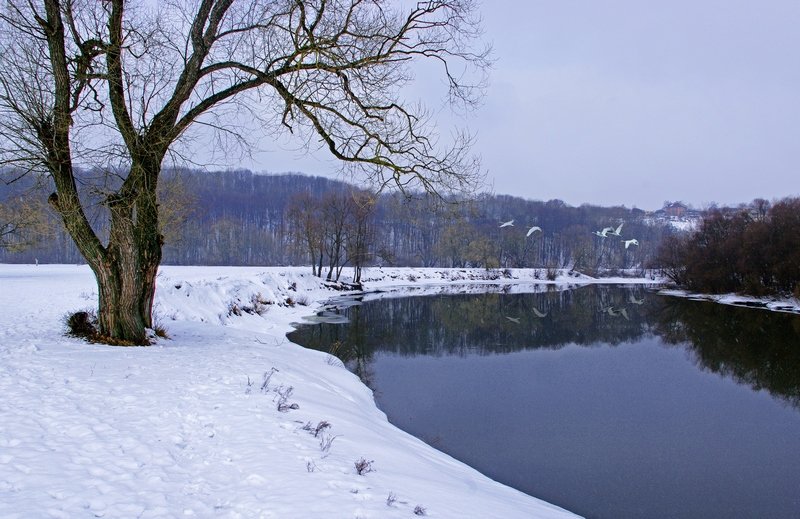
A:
2;169;673;278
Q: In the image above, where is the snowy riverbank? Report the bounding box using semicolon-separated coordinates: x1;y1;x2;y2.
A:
1;264;658;518
658;288;800;314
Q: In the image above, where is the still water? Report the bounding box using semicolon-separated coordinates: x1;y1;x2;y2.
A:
288;285;800;519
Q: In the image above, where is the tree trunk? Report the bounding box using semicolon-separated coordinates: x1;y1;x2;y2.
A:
93;256;158;345
101;169;162;344
92;196;161;344
57;164;163;345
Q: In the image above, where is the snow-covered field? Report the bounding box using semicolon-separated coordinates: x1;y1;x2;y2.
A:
1;264;653;519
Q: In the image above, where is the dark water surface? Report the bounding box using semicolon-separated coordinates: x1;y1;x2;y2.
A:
288;285;800;519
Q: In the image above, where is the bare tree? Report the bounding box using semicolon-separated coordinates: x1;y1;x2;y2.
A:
287;190;324;276
0;0;489;344
322;189;351;281
347;190;376;284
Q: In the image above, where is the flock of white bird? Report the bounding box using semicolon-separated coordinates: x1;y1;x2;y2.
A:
500;219;639;249
499;219;543;238
590;222;639;249
498;219;645;324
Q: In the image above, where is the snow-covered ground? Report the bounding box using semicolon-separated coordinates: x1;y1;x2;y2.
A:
1;264;659;519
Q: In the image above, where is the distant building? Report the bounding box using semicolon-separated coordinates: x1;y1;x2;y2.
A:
663;201;688;218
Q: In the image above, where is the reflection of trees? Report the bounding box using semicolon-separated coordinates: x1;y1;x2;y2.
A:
288;287;800;409
289;286;653;357
651;299;800;408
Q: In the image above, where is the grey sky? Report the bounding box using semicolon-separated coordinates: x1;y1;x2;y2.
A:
241;1;800;210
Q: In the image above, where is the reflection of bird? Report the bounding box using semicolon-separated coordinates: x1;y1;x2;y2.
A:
505;316;521;324
604;306;629;320
629;294;645;305
624;239;639;249
526;226;542;237
500;220;514;228
609;223;624;237
533;307;548;318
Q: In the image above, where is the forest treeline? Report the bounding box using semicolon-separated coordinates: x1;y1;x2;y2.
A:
2;169;678;275
655;197;800;297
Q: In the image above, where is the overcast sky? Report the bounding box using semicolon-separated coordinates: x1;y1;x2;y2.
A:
241;1;800;210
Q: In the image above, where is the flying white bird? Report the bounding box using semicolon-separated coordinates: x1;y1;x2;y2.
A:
505;316;521;324
619;308;630;321
628;294;645;305
593;228;610;238
500;220;514;228
624;239;639;249
609;223;624;237
526;226;542;237
533;307;548;318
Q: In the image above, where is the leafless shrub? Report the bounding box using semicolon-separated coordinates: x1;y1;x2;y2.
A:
228;294;272;316
274;385;299;412
414;505;427;516
386;493;397;507
354;458;375;476
64;309;139;346
319;432;339;455
314;421;331;438
546;267;559;281
65;310;98;339
294;294;310;306
227;302;242;317
246;293;271;315
300;420;332;439
150;312;170;339
261;368;279;393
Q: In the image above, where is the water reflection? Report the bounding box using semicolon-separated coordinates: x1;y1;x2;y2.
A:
289;286;800;408
652;298;800;408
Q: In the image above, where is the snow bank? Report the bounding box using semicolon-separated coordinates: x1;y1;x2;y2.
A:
0;264;592;518
658;288;800;314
